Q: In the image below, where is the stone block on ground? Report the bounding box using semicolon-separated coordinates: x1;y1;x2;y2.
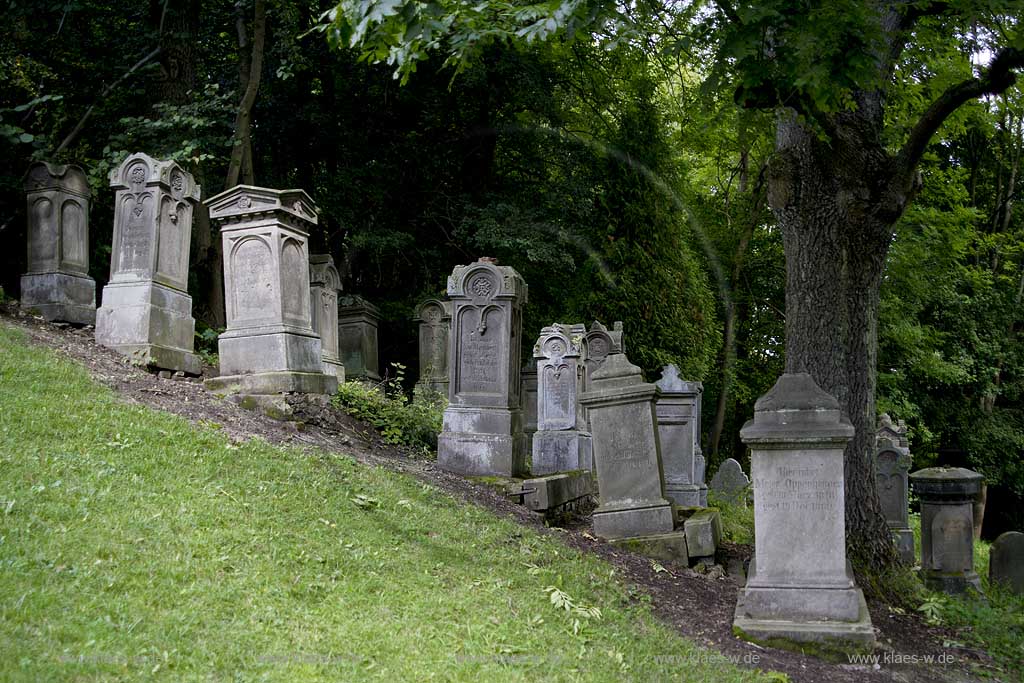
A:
610;531;689;566
684;508;722;559
514;472;594;513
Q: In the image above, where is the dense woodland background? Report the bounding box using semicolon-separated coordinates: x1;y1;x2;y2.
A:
1;0;1021;535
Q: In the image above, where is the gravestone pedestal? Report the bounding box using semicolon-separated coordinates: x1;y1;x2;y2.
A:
204;185;336;395
734;373;874;649
338;296;381;381
532;323;592;475
414;298;451;398
20;162;96;325
96;154;201;373
910;467;984;595
655;365;706;506
309;254;344;379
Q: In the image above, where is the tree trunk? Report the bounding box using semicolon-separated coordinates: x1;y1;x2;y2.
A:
226;0;266;189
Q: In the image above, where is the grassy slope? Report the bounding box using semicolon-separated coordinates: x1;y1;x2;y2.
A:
0;324;769;682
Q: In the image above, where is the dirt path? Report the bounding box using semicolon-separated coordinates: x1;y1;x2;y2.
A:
3;307;1000;683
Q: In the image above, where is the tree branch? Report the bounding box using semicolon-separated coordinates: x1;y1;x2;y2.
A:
713;0;741;25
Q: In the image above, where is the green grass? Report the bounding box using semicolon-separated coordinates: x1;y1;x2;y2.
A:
0;323;771;682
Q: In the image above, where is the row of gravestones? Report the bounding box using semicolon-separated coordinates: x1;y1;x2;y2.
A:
18;157;383;386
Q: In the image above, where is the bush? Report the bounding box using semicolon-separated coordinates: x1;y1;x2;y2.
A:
708;491;754;544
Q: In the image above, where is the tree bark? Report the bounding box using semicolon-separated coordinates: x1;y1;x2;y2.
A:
225;0;266;189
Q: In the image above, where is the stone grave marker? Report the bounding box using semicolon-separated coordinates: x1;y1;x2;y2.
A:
95;153;201;373
520;361;538;455
710;458;750;506
20;161;96;325
531;323;592;475
413;298;451;398
309;254;344;379
989;531;1024;595
875;414;914;563
338;295;381;381
910;467;984;595
655;364;707;507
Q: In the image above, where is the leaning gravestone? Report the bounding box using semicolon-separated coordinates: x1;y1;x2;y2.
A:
734;373;874;649
710;458;750;506
203;185;336;395
20;161;96;325
413;298;451;397
989;531;1024;595
532;323;592;475
338;295;381;381
655;364;707;507
910;467;984;594
875;414;914;564
437;258;527;476
95;154;201;373
309;254;344;379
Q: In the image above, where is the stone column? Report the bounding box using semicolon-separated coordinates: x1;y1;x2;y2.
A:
203;185;336;395
532;323;592;475
579;352;673;539
413;298;451;397
95;154;201;373
875;414;914;564
909;467;984;595
338;295;381;381
20;162;96;325
654;364;707;507
309;254;344;379
734;373;874;649
438;257;527;476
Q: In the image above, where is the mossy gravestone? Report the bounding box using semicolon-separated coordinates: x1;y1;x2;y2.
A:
531;323;592;475
875;414;914;564
338;295;381;381
413;298;451;398
309;254;344;380
655;364;707;507
989;531;1024;595
910;467;984;595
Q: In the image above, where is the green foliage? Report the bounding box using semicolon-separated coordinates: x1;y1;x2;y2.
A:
193;322;222;367
707;493;754;545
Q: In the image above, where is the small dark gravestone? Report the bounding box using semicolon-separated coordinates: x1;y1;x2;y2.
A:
531;323;592;475
989;531;1024;595
413;298;451;399
710;458;750;506
909;467;984;595
875;414;914;564
338;295;381;381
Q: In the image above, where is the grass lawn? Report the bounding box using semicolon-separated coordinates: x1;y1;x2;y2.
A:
0;323;772;682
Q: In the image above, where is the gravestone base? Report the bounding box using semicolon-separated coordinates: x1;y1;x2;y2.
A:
96;282;200;374
733;591;874;649
894;528;915;564
322;358;345;380
531;431;593;475
610;531;689;566
218;328;324;376
666;482;704;507
205;371;337;396
438;406;525;476
919;569;983;595
593;500;674;540
20;272;96;325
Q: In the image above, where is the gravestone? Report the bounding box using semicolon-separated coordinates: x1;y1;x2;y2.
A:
875;414;914;564
520;361;538;456
309;254;344;379
734;373;874;648
710;458;750;505
655;364;707;507
910;467;984;594
413;298;451;397
95;154;201;373
989;531;1024;595
437;258;528;476
338;295;381;381
582;320;624;387
20;161;96;325
579;351;674;540
531;323;593;475
203;185;336;395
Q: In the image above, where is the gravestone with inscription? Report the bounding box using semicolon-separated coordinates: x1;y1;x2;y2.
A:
734;373;874;648
521;361;538;455
414;298;451;397
909;467;984;594
989;531;1024;595
309;254;344;379
20;162;96;325
531;323;592;475
203;185;336;395
579;351;674;540
438;258;528;476
875;414;914;564
710;459;751;505
95;154;201;373
338;295;381;381
655;364;707;506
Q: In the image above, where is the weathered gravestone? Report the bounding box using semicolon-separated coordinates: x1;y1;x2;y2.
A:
875;414;914;564
910;467;984;595
655;364;707;507
20;162;96;325
532;323;592;475
338;295;381;381
582;320;624;387
710;458;750;506
437;258;527;476
309;254;344;379
413;298;451;397
734;373;874;648
520;361;538;455
203;185;336;395
989;531;1024;595
95;154;201;373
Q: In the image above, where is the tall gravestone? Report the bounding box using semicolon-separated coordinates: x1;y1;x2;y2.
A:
655;364;707;507
437;258;527;476
579;352;674;540
909;467;984;594
204;185;336;395
734;373;874;648
414;298;451;397
309;254;344;379
521;362;538;456
989;531;1024;595
338;295;381;381
875;414;914;564
95;154;201;373
531;323;592;475
20;162;96;325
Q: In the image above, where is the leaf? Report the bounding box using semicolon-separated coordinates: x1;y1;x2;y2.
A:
19;133;34;143
651;562;667;574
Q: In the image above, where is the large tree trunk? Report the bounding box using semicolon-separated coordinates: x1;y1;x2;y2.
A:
225;0;266;189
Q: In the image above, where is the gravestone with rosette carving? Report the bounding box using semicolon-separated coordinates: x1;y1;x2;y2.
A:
203;185;336;395
95;154;201;373
337;295;381;381
309;254;344;379
20;161;96;325
413;298;451;397
531;323;592;475
875;414;914;564
655;364;707;507
437;258;527;476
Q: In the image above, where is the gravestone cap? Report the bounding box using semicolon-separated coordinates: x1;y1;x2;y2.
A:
24;161;90;197
205;184;318;226
740;373;853;442
909;467;983;500
655;364;702;393
591;352;644;387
